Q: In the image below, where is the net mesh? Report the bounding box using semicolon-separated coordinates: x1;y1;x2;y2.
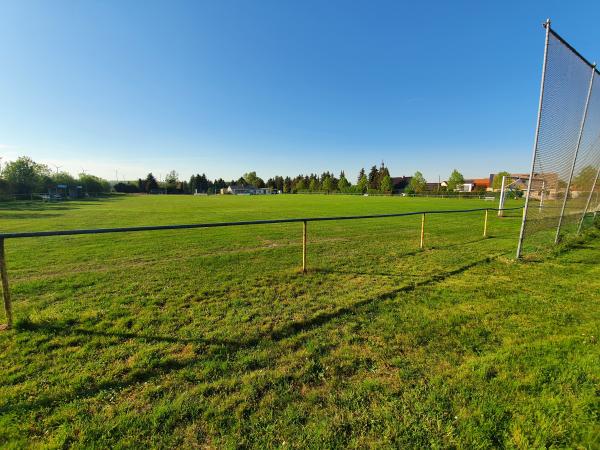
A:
520;28;600;254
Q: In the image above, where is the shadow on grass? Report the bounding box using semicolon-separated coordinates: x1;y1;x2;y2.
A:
0;355;190;415
0;196;124;212
429;236;490;250
0;213;65;220
313;238;495;279
2;254;502;416
270;254;500;340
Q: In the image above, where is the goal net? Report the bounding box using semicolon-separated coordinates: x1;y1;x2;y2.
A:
517;20;600;257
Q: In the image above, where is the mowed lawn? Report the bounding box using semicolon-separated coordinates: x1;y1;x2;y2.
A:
0;194;598;448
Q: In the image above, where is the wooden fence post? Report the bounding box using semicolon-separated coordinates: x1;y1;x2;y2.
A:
0;239;13;329
302;221;307;273
420;213;425;249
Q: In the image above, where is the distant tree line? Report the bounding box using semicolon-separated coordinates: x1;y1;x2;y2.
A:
111;163;398;195
114;172;229;194
2;155;498;198
0;156;111;196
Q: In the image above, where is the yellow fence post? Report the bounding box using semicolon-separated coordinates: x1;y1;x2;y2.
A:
420;213;425;249
483;209;488;237
302;221;307;273
0;239;13;330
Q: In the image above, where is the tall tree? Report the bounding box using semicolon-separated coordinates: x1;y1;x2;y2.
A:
145;173;159;192
51;171;77;187
409;171;427;193
274;176;284;192
368;165;379;190
165;170;178;184
165;170;179;192
357;174;368;193
243;171;264;188
357;168;366;184
198;174;209;192
79;174;111;193
338;172;350;192
214;178;226;191
322;175;333;192
189;175;198;193
377;161;390;189
283;176;292;193
572;165;597;190
380;174;393;193
492;171;511;190
447;169;465;191
114;182;137;193
2;156;50;194
295;177;306;191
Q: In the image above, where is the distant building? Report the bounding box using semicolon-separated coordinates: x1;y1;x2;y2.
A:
221;185;277;195
472;178;490;190
456;182;475;192
391;176;412;192
223;185;254;195
425;182;441;191
255;188;276;195
49;184;84;199
450;178;491;192
489;173;531;191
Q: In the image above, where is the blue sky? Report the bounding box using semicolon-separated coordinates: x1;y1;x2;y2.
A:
1;0;599;182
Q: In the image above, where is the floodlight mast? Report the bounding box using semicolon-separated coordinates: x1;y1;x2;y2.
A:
516;19;551;259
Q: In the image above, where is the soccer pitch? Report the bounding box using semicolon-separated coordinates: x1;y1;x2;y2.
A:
0;194;598;448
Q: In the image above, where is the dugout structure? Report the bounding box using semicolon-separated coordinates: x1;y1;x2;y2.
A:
517;20;600;258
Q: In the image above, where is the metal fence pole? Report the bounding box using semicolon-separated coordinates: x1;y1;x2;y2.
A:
483;209;489;237
517;19;551;259
555;64;596;243
420;213;425;249
577;164;600;234
498;176;506;217
0;239;12;329
302;220;307;273
539;180;545;212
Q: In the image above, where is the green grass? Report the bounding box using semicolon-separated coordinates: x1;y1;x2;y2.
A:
0;194;598;448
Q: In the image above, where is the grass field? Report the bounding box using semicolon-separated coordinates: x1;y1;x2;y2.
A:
0;194;598;448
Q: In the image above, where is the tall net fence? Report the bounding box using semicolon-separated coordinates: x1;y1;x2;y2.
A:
518;22;600;256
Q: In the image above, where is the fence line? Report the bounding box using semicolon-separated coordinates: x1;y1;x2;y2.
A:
0;206;523;329
295;191;503;199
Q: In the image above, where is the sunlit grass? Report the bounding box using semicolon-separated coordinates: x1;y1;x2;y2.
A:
0;194;598;448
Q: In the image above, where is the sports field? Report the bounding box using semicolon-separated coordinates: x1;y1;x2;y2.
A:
0;195;598;448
